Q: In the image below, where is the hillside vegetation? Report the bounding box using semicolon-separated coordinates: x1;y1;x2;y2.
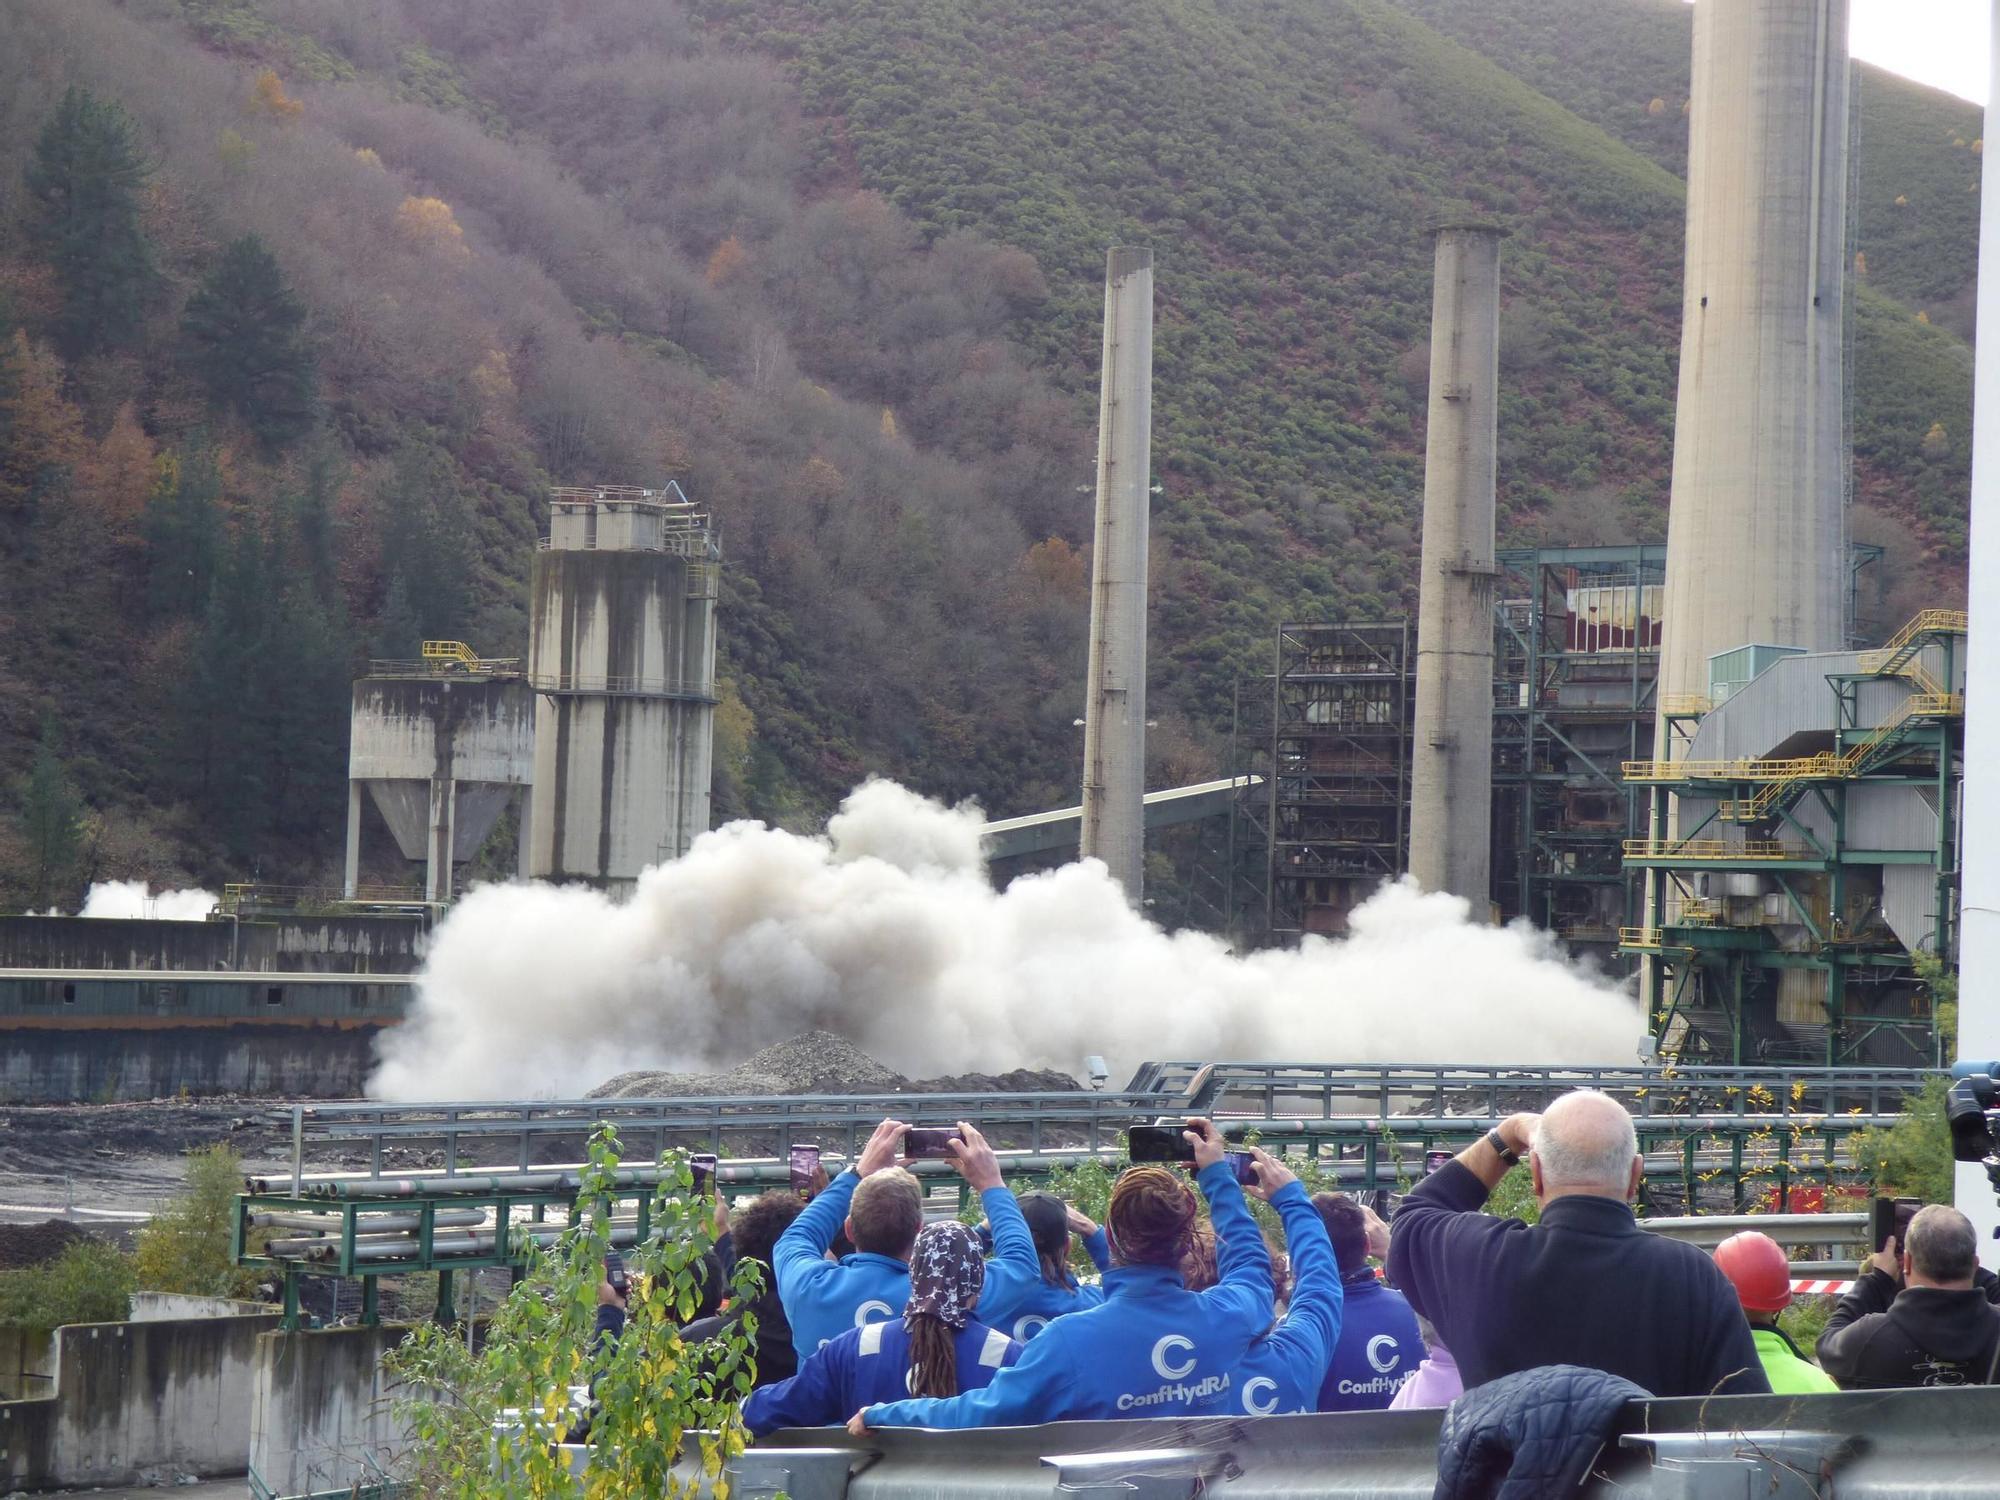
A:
0;0;1980;909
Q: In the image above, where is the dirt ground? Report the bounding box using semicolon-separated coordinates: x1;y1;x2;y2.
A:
0;1099;298;1230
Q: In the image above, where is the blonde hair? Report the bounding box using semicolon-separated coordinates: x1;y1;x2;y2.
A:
850;1167;923;1258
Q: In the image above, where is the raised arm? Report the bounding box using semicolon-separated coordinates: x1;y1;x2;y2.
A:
773;1168;856;1300
1247;1148;1341;1369
1385;1116;1534;1328
1187;1118;1273;1333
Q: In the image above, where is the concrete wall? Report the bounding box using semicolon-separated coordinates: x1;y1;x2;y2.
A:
0;1021;391;1102
249;1323;415;1498
0;1326;57;1400
130;1293;277;1322
0;1312;281;1490
0;914;428;974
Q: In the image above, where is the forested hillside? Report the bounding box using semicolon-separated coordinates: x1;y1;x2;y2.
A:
0;0;1981;910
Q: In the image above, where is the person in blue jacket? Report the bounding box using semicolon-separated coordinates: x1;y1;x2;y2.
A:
775;1117;1035;1361
849;1117;1273;1432
743;1220;1019;1434
1313;1191;1423;1410
977;1190;1111;1343
1230;1146;1344;1415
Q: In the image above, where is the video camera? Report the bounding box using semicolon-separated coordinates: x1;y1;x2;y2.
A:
1948;1065;2000;1165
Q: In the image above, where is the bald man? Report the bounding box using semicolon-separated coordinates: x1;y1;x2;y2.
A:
1386;1089;1768;1397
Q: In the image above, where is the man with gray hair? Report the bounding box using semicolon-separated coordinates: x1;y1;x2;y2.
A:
1387;1089;1767;1396
1816;1204;2000;1388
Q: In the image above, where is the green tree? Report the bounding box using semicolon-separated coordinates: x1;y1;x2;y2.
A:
0;1240;136;1331
133;1145;263;1299
143;444;224;619
385;1129;757;1497
181;234;316;448
1846;1075;1954;1205
25;87;154;356
375;441;473;647
16;714;85;909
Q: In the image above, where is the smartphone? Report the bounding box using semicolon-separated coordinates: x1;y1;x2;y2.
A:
788;1145;821;1197
690;1152;719;1192
1871;1195;1922;1254
1370;1188;1398;1219
603;1248;629;1298
1223;1149;1258;1186
903;1127;966;1160
1128;1124;1198;1164
1423;1150;1454;1178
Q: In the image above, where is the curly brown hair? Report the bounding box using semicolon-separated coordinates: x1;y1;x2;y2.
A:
1108;1165;1199;1269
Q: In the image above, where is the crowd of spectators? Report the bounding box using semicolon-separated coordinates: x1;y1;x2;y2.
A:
616;1089;1999;1439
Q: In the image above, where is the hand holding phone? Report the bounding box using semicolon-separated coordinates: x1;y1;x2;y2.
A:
1128;1124;1197;1164
903;1126;966;1160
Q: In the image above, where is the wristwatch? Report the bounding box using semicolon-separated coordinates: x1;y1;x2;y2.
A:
1484;1128;1521;1167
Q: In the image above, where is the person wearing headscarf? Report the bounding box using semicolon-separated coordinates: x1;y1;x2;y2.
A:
852;1118;1274;1432
741;1221;1020;1435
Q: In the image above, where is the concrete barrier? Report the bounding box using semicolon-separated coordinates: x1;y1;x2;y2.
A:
247;1323;415;1498
0;1309;282;1489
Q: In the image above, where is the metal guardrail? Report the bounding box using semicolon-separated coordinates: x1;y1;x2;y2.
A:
736;1387;2000;1500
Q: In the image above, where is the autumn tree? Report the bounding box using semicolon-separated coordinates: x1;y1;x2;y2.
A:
0;330;86;514
25;88;154;356
180;234;316;449
247;70;303;122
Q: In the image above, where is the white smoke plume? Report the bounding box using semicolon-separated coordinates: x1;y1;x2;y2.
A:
77;880;219;921
369;780;1643;1101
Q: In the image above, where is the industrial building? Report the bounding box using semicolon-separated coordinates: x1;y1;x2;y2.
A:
342;642;534;904
1623;612;1965;1065
524;483;722;892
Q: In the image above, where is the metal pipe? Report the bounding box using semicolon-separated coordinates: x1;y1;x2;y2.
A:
251;1210;486;1233
1408;221;1504;909
1079;246;1154;905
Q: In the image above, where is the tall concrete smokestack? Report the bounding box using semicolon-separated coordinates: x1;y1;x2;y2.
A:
1409;223;1504;910
1080;247;1154;903
1658;0;1849;717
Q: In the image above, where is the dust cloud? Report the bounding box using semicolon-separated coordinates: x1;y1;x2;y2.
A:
78;881;219;920
368;780;1643;1101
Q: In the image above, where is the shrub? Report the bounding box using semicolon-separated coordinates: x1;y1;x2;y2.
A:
0;1241;137;1331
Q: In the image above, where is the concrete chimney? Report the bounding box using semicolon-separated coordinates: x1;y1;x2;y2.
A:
1408;223;1505;909
1080;247;1154;903
1658;0;1849;720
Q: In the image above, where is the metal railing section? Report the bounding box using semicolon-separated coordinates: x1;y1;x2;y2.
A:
1622;838;1809;861
526;672;718;701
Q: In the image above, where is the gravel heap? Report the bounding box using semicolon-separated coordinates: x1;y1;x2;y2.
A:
0;1218;97;1271
590;1030;1080;1100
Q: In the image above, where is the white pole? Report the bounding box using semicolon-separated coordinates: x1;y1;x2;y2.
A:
1956;0;2000;1264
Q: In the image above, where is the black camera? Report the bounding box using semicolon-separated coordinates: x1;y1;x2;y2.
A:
1948;1072;2000;1163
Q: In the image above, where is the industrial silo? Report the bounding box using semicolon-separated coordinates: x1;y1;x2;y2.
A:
524;484;720;892
343;648;536;903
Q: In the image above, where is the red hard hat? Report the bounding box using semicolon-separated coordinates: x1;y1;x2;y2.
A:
1715;1231;1792;1312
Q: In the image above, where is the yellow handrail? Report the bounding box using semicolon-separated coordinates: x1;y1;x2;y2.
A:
422;640;479;665
1623;839;1808;860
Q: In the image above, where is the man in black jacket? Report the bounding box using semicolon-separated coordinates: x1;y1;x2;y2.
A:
680;1190;807;1389
1387;1090;1767;1398
1816;1204;2000;1388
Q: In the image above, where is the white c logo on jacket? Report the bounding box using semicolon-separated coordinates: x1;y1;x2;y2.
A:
855;1300;894;1327
1366;1334;1401;1373
1152;1334;1196;1379
1242;1376;1279;1416
1014;1315;1050;1341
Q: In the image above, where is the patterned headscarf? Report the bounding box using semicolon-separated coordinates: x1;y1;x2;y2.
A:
903;1221;987;1331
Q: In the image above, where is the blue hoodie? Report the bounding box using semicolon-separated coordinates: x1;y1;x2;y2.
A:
1229;1181;1344;1416
861;1161;1273;1429
1317;1272;1423;1411
742;1316;1019;1435
775;1171;1027;1361
976;1197;1111;1344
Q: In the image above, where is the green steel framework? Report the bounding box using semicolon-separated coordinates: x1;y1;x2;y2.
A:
1625;616;1964;1066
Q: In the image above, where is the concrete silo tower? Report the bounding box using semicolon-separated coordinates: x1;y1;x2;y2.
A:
1658;0;1851;719
524;484;720;893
